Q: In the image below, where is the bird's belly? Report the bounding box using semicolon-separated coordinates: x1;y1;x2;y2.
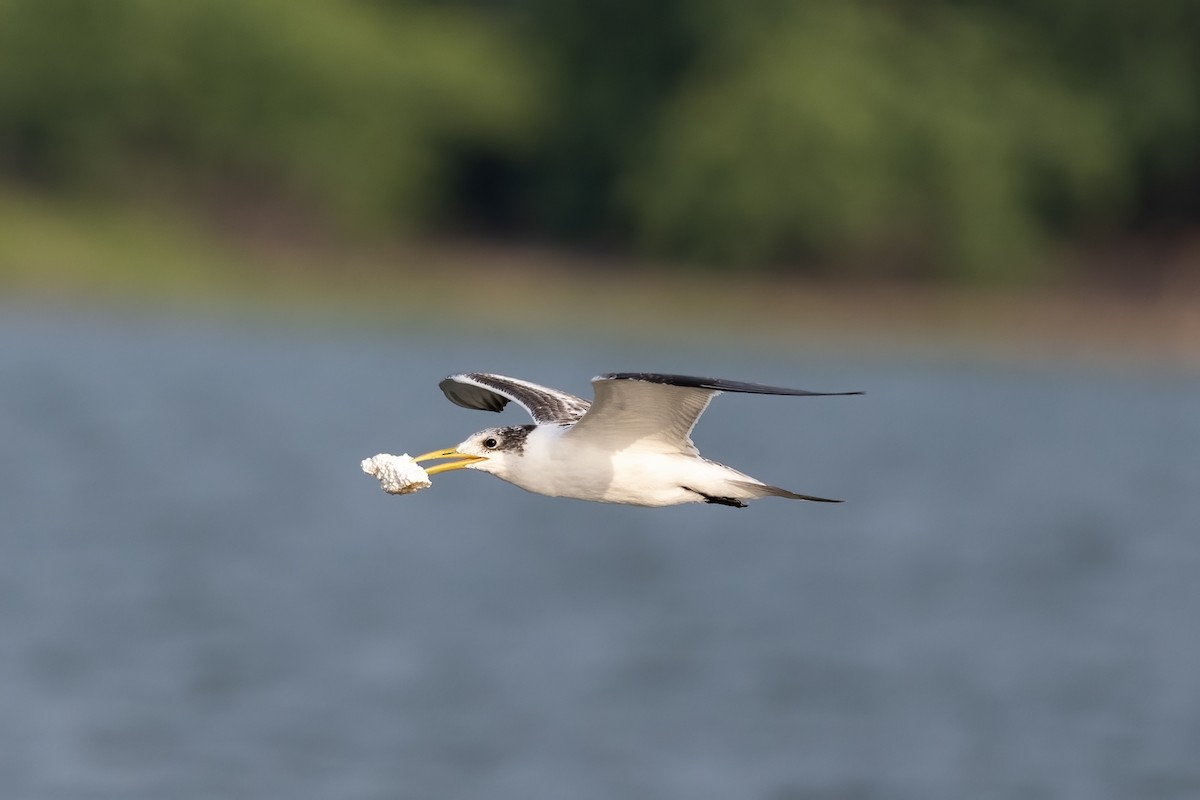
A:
512;448;717;507
601;452;712;506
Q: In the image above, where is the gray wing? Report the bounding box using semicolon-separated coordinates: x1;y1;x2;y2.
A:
565;373;861;454
438;373;591;425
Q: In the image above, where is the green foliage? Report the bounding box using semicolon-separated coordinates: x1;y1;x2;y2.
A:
625;4;1124;279
1;0;1197;281
955;0;1200;224
0;0;537;228
503;0;697;238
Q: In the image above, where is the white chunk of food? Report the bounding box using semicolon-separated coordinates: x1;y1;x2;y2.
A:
361;453;432;495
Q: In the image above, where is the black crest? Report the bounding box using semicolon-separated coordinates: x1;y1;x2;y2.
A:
493;424;536;455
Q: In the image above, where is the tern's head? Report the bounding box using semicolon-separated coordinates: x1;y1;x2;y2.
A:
414;425;535;479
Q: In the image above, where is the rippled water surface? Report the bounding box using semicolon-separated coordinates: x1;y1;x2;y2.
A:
3;307;1198;799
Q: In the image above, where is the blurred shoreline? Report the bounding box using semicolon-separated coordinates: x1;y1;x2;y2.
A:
3;194;1197;369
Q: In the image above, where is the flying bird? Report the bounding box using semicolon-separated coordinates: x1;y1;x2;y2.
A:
412;372;860;508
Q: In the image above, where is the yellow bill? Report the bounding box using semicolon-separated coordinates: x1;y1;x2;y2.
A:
413;448;488;475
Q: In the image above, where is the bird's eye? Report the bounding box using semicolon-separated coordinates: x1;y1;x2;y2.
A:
482;437;499;449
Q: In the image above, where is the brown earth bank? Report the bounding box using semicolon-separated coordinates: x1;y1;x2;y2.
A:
251;236;1200;369
3;193;1197;369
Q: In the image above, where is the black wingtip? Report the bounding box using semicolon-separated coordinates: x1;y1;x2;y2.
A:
599;373;863;397
438;375;509;413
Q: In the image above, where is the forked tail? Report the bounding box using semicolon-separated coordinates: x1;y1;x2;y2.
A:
731;480;842;503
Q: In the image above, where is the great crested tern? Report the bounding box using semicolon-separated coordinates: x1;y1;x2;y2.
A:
413;372;860;508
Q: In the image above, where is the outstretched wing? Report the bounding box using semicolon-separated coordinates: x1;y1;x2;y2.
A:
438;373;591;425
565;372;861;454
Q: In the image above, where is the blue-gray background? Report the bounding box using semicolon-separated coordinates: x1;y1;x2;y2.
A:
3;307;1198;800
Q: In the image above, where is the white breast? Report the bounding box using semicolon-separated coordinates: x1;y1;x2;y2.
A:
501;425;751;507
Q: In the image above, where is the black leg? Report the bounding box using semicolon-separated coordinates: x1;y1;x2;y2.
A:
684;487;747;508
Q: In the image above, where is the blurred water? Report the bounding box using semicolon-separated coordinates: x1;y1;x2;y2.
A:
2;306;1198;800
